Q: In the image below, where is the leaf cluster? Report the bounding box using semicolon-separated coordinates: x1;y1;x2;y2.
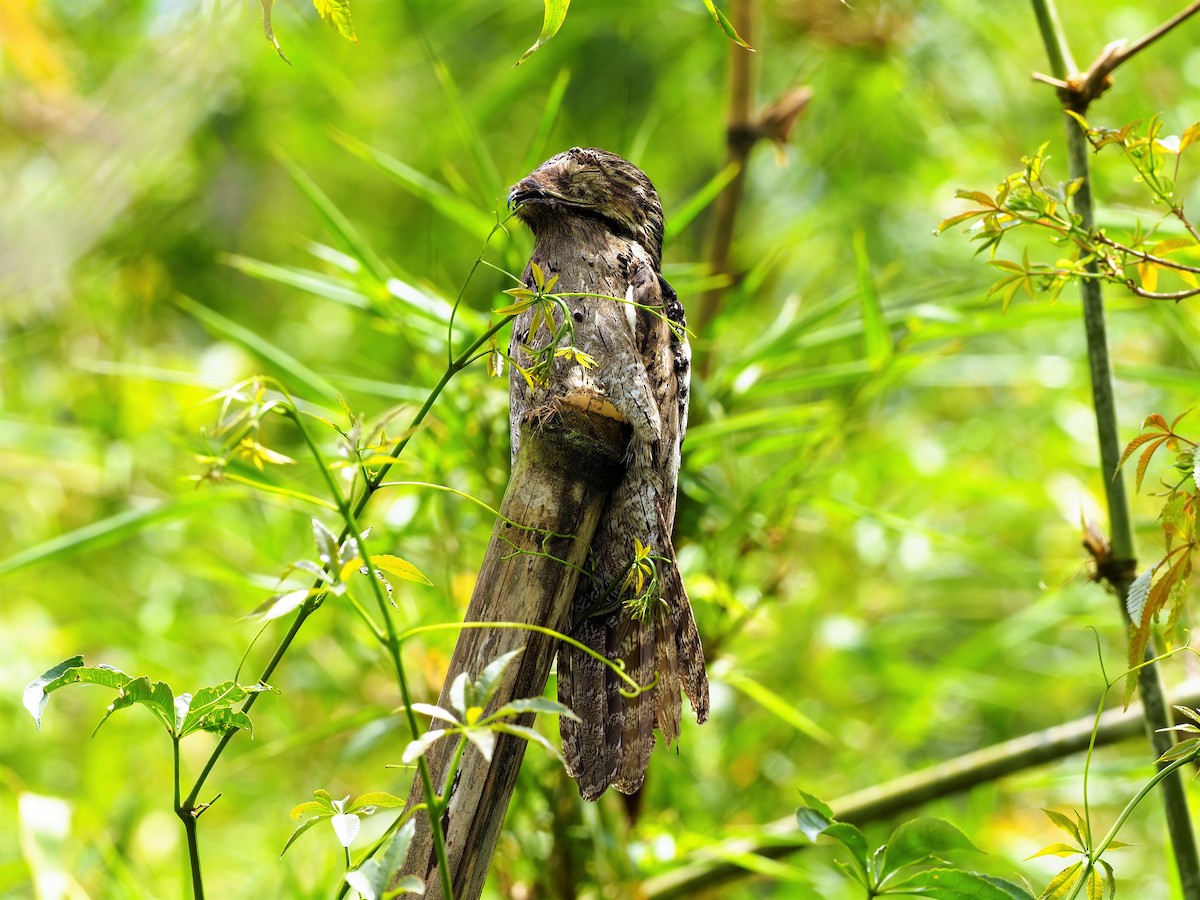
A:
796;791;1032;899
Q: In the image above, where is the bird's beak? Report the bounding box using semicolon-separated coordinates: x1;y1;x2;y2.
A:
508;177;544;211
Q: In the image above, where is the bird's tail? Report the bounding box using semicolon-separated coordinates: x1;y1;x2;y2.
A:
557;532;709;800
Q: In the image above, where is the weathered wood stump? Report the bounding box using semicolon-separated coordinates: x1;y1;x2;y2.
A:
397;403;630;899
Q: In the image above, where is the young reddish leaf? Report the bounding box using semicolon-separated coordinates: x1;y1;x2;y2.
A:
1136;436;1169;491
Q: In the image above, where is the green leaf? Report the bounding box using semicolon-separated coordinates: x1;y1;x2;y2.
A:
1028;842;1085;859
1043;808;1085;845
280;815;325;857
516;0;571;65
373;554;433;586
493;696;581;722
24;656;86;729
94;675;175;736
669;161;740;236
891;868;1036;899
1043;861;1084;899
472;648;524;710
173;294;338;401
493;722;563;760
344;820;420;900
313;0;356;42
882;817;979;873
250;588;316;621
333;132;495;241
854;230;892;372
346;792;405;814
0;496;223;578
312;518;342;569
700;0;753;50
823;822;869;867
278;154;384;283
721;669;834;744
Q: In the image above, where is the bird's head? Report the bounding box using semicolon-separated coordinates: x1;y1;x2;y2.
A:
508;147;665;267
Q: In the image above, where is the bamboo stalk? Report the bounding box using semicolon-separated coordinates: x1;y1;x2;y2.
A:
1031;2;1200;894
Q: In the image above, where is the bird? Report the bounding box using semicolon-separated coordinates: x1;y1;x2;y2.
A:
507;147;709;800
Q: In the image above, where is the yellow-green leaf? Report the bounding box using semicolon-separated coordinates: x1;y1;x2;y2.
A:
517;0;570;66
1181;122;1200;153
701;0;753;50
313;0;357;42
373;554;432;586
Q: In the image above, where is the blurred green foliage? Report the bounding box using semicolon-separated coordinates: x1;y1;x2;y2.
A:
4;0;1200;897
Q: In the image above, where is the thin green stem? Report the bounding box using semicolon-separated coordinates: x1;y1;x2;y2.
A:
1065;747;1200;900
340;480;455;898
173;738;205;900
1030;2;1200;895
1030;0;1076;80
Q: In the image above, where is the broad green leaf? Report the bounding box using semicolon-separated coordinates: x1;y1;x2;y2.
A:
796;804;834;843
290;801;329;820
373;554;433;586
892;868;1035;899
346;792;405;814
517;0;570;65
882;817;979;873
26;662;134;731
313;0;356;42
700;0;752;49
823;822;869;867
24;656;86;728
94;675;175;736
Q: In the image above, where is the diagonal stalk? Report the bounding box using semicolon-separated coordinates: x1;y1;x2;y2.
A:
1030;1;1200;895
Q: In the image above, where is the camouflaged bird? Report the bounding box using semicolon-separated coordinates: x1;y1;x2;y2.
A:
507;147;709;800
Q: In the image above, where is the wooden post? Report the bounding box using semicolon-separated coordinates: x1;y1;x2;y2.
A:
397;404;630;899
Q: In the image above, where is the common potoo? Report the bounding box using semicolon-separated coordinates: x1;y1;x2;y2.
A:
508;147;709;800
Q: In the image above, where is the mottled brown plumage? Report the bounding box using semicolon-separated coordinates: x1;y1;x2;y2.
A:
508;147;709;800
